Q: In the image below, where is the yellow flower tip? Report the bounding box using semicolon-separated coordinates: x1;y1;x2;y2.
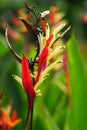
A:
7;118;22;128
36;92;42;97
12;75;22;86
34;89;42;96
46;23;50;39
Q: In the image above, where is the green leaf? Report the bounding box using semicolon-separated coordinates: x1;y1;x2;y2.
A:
67;35;87;130
34;100;60;130
0;34;8;57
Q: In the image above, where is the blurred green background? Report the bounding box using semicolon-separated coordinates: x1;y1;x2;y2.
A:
0;0;87;130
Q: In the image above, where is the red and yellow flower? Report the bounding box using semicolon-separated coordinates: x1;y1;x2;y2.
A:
0;105;21;130
20;22;67;111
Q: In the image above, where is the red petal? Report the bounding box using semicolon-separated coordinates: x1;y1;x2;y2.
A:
12;17;21;26
35;46;48;83
41;19;46;33
11;110;17;122
38;47;48;68
49;12;55;25
46;34;53;46
35;35;53;84
38;34;53;68
22;55;35;102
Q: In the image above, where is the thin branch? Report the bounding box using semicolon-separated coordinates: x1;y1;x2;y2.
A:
30;102;34;130
5;28;22;63
24;2;38;25
53;26;71;44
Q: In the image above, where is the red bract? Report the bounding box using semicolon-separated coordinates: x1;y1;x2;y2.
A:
41;19;46;33
35;34;53;83
22;55;35;107
46;34;53;46
35;46;48;84
0;108;21;130
11;110;17;122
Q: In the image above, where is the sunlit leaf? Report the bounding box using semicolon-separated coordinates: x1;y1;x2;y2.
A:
67;35;87;130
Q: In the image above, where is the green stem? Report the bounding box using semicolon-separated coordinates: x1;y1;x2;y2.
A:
25;104;31;130
30;102;34;130
29;39;39;130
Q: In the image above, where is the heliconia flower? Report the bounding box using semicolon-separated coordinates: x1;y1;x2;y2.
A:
21;34;53;98
5;4;70;130
0;106;21;130
11;22;70;95
10;12;70;127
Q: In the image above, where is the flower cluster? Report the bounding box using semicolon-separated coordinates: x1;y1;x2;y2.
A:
0;104;21;130
5;3;70;129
